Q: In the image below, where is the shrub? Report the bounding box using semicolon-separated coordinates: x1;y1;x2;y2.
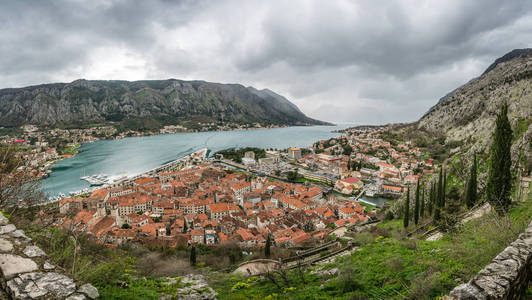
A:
231;282;250;290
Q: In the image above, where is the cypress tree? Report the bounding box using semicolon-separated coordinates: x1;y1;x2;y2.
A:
414;181;420;225
486;103;513;213
434;170;442;221
437;167;443;207
265;235;271;258
434;203;441;221
420;184;425;218
428;183;433;216
190;245;197;266
465;154;478;208
442;168;447;208
403;186;410;229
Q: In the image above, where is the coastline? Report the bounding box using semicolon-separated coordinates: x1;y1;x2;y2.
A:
40;124;313;176
40;125;345;197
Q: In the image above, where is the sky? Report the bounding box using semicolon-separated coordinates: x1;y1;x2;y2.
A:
1;0;531;124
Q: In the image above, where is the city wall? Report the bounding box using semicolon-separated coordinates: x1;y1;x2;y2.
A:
447;220;532;299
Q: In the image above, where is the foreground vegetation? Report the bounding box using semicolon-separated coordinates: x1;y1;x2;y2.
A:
210;186;532;299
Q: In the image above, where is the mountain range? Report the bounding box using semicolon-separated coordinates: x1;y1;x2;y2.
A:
0;79;329;129
418;48;532;154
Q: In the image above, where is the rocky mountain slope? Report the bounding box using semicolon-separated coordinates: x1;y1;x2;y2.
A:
0;79;328;128
418;49;532;155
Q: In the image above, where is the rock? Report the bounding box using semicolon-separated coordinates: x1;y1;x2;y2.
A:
67;294;87;300
474;276;507;298
8;272;77;298
311;267;339;277
0;224;16;234
78;283;99;299
11;229;29;240
43;262;56;270
0;254;38;279
162;277;178;286
176;274;218;299
23;245;46;257
449;283;486;299
6;276;48;299
0;238;13;252
426;232;444;241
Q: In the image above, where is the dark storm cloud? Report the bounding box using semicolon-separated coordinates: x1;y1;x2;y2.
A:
0;0;531;123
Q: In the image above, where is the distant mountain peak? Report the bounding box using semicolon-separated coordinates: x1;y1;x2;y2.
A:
482;48;532;75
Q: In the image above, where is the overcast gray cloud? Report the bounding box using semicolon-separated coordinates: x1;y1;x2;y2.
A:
1;0;531;124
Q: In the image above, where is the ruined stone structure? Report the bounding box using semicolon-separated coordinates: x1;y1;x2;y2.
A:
448;221;532;299
233;259;281;276
0;214;99;299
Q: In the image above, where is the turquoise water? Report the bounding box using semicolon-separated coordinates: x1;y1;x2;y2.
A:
42;125;349;197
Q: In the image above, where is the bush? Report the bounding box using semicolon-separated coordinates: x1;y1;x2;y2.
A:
232;282;251;290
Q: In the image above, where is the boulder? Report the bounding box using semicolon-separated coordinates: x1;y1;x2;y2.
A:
43;262;56;270
78;283;99;299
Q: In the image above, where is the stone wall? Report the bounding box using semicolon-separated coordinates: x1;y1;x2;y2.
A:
0;214;99;299
447;220;532;299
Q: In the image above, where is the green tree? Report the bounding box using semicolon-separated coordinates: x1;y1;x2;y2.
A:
465;154;478;208
486;103;513;213
414;181;420;225
437;167;443;208
420;184;425;218
428;183;433;216
265;235;271;258
403;186;410;229
434;170;442;221
442;169;447;209
286;169;299;182
190;246;197;266
343;144;353;156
